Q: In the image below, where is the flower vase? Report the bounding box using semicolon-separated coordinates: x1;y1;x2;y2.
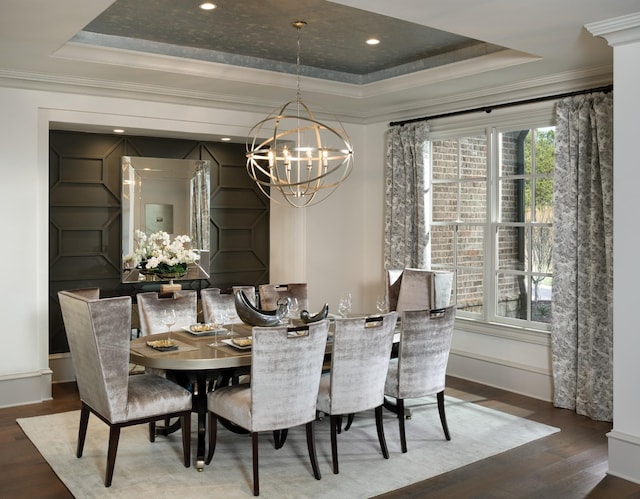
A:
156;263;188;280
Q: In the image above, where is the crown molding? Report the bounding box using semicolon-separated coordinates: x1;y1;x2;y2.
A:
0;64;613;126
52;40;541;101
359;66;613;124
586;12;640;46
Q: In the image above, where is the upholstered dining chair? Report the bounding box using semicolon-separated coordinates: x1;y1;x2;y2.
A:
206;320;330;496
386;268;454;312
316;311;398;474
384;305;456;453
57;288;192;487
137;290;198;336
201;286;256;325
258;283;308;312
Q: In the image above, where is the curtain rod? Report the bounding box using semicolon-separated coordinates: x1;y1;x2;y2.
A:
388;84;613;127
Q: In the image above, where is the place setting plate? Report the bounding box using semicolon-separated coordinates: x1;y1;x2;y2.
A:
145;339;179;351
220;336;252;350
183;324;228;336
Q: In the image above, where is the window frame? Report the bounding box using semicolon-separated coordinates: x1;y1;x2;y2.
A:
425;101;556;334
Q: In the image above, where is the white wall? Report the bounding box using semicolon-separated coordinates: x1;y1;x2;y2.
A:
0;87;51;408
590;15;640;485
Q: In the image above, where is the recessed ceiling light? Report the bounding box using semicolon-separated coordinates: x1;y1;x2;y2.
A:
221;137;231;141
199;2;216;10
366;38;380;46
113;129;125;134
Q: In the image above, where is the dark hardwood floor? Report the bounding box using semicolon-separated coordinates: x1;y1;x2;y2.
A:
2;378;639;498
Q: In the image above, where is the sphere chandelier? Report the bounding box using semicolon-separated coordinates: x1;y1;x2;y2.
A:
246;21;354;208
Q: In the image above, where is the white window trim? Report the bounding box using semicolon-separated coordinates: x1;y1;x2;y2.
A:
427;99;558;333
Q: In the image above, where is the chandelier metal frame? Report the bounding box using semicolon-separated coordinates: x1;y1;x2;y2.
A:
246;21;354;208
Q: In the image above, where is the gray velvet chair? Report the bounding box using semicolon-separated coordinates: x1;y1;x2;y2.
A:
316;311;398;474
206;319;330;496
137;290;198;335
258;283;308;312
384;305;456;453
386;268;454;312
201;286;256;324
58;288;192;487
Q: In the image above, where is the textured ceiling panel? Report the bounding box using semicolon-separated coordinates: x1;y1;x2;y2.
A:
78;0;505;83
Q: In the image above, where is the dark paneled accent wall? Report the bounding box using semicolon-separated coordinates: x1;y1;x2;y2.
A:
49;131;269;354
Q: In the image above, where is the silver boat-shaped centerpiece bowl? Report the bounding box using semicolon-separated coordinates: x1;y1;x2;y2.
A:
300;303;329;324
234;290;330;326
234;290;290;326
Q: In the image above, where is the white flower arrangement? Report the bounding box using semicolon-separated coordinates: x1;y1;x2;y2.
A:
125;230;200;277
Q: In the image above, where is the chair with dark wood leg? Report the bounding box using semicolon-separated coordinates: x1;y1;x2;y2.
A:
206;320;329;496
137;289;198;433
58;288;192;487
383;305;456;452
316;312;398;474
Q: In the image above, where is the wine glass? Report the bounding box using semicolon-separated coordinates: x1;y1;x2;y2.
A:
337;293;351;318
162;308;177;342
288;297;299;325
223;305;235;336
209;309;226;346
376;295;387;315
345;292;352;311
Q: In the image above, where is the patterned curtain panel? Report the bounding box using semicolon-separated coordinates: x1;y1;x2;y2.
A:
384;122;428;270
551;92;613;422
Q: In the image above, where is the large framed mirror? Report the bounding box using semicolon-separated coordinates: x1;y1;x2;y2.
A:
121;156;210;283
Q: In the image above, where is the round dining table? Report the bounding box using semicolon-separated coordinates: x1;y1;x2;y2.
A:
129;324;254;470
129;316;396;471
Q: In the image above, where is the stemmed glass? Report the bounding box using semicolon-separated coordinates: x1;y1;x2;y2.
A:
162;308;177;342
209;309;226;346
288;297;299;326
376;295;388;315
223;306;235;336
337;293;352;318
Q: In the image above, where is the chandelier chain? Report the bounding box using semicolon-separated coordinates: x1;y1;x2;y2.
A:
295;25;302;103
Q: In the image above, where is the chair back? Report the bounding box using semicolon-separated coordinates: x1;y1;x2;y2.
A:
394;306;456;399
137;290;197;335
201;287;256;324
326;312;398;415
58;288;131;422
385;269;404;312
249;320;329;432
387;268;454;312
258;283;308;311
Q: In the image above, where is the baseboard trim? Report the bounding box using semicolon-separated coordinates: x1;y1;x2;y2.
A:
49;352;75;383
447;350;553;401
0;369;53;409
608;430;640;484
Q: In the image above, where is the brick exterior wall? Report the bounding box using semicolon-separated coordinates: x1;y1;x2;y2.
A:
430;133;523;315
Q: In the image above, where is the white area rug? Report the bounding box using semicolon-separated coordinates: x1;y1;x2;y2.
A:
18;396;559;498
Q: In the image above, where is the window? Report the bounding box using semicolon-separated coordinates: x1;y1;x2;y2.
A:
427;120;554;330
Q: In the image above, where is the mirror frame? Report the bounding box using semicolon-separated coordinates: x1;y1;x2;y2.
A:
121;156;210;283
